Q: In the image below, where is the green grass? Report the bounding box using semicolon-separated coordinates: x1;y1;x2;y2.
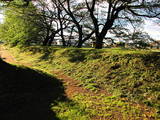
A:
72;93;156;120
6;45;160;119
51;100;90;120
0;57;90;120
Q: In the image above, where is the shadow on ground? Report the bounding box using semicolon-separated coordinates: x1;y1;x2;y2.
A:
0;58;65;120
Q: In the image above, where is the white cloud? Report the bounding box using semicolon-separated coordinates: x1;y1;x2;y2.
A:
144;19;160;40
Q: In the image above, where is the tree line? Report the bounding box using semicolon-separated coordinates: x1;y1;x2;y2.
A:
0;0;160;49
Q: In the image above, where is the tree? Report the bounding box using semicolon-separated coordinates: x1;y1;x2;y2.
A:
1;0;160;49
0;0;42;46
31;0;70;46
57;0;94;47
85;0;160;48
0;0;31;6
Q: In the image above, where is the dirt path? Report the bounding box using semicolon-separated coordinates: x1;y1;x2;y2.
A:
0;45;108;99
0;45;156;120
0;46;17;63
0;46;88;99
53;70;110;99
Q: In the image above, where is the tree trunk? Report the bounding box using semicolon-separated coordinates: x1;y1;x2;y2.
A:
48;34;56;46
61;31;66;47
58;9;66;47
95;37;103;49
42;37;49;46
77;40;83;48
94;20;113;49
95;43;103;49
76;37;83;48
43;29;50;46
48;38;53;46
76;25;84;48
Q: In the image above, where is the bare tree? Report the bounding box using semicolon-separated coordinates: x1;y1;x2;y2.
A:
57;0;94;47
33;0;70;46
85;0;160;48
2;0;160;48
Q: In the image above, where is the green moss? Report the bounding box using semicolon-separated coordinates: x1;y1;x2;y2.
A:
7;46;160;119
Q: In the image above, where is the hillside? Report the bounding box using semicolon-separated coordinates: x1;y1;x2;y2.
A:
4;46;160;119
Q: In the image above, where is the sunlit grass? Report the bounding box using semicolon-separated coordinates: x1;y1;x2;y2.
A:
6;45;160;119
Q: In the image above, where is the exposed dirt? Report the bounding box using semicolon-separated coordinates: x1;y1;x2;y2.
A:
53;70;87;98
52;70;111;99
0;46;110;99
0;46;87;99
0;46;17;63
0;45;156;120
53;70;156;120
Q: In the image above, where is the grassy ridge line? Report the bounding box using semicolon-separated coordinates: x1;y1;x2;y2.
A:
8;46;160;119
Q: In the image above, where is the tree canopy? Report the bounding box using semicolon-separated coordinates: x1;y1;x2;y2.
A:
0;0;44;46
0;0;159;48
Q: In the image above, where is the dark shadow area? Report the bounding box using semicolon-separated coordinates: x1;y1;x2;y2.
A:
0;58;65;120
61;49;86;62
141;52;160;69
61;49;102;63
39;50;53;60
26;46;60;61
27;46;59;54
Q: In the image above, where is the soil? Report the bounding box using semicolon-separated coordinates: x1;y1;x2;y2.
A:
0;46;17;63
0;46;109;99
0;45;156;120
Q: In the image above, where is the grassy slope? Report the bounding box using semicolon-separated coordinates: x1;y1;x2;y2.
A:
8;46;160;119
